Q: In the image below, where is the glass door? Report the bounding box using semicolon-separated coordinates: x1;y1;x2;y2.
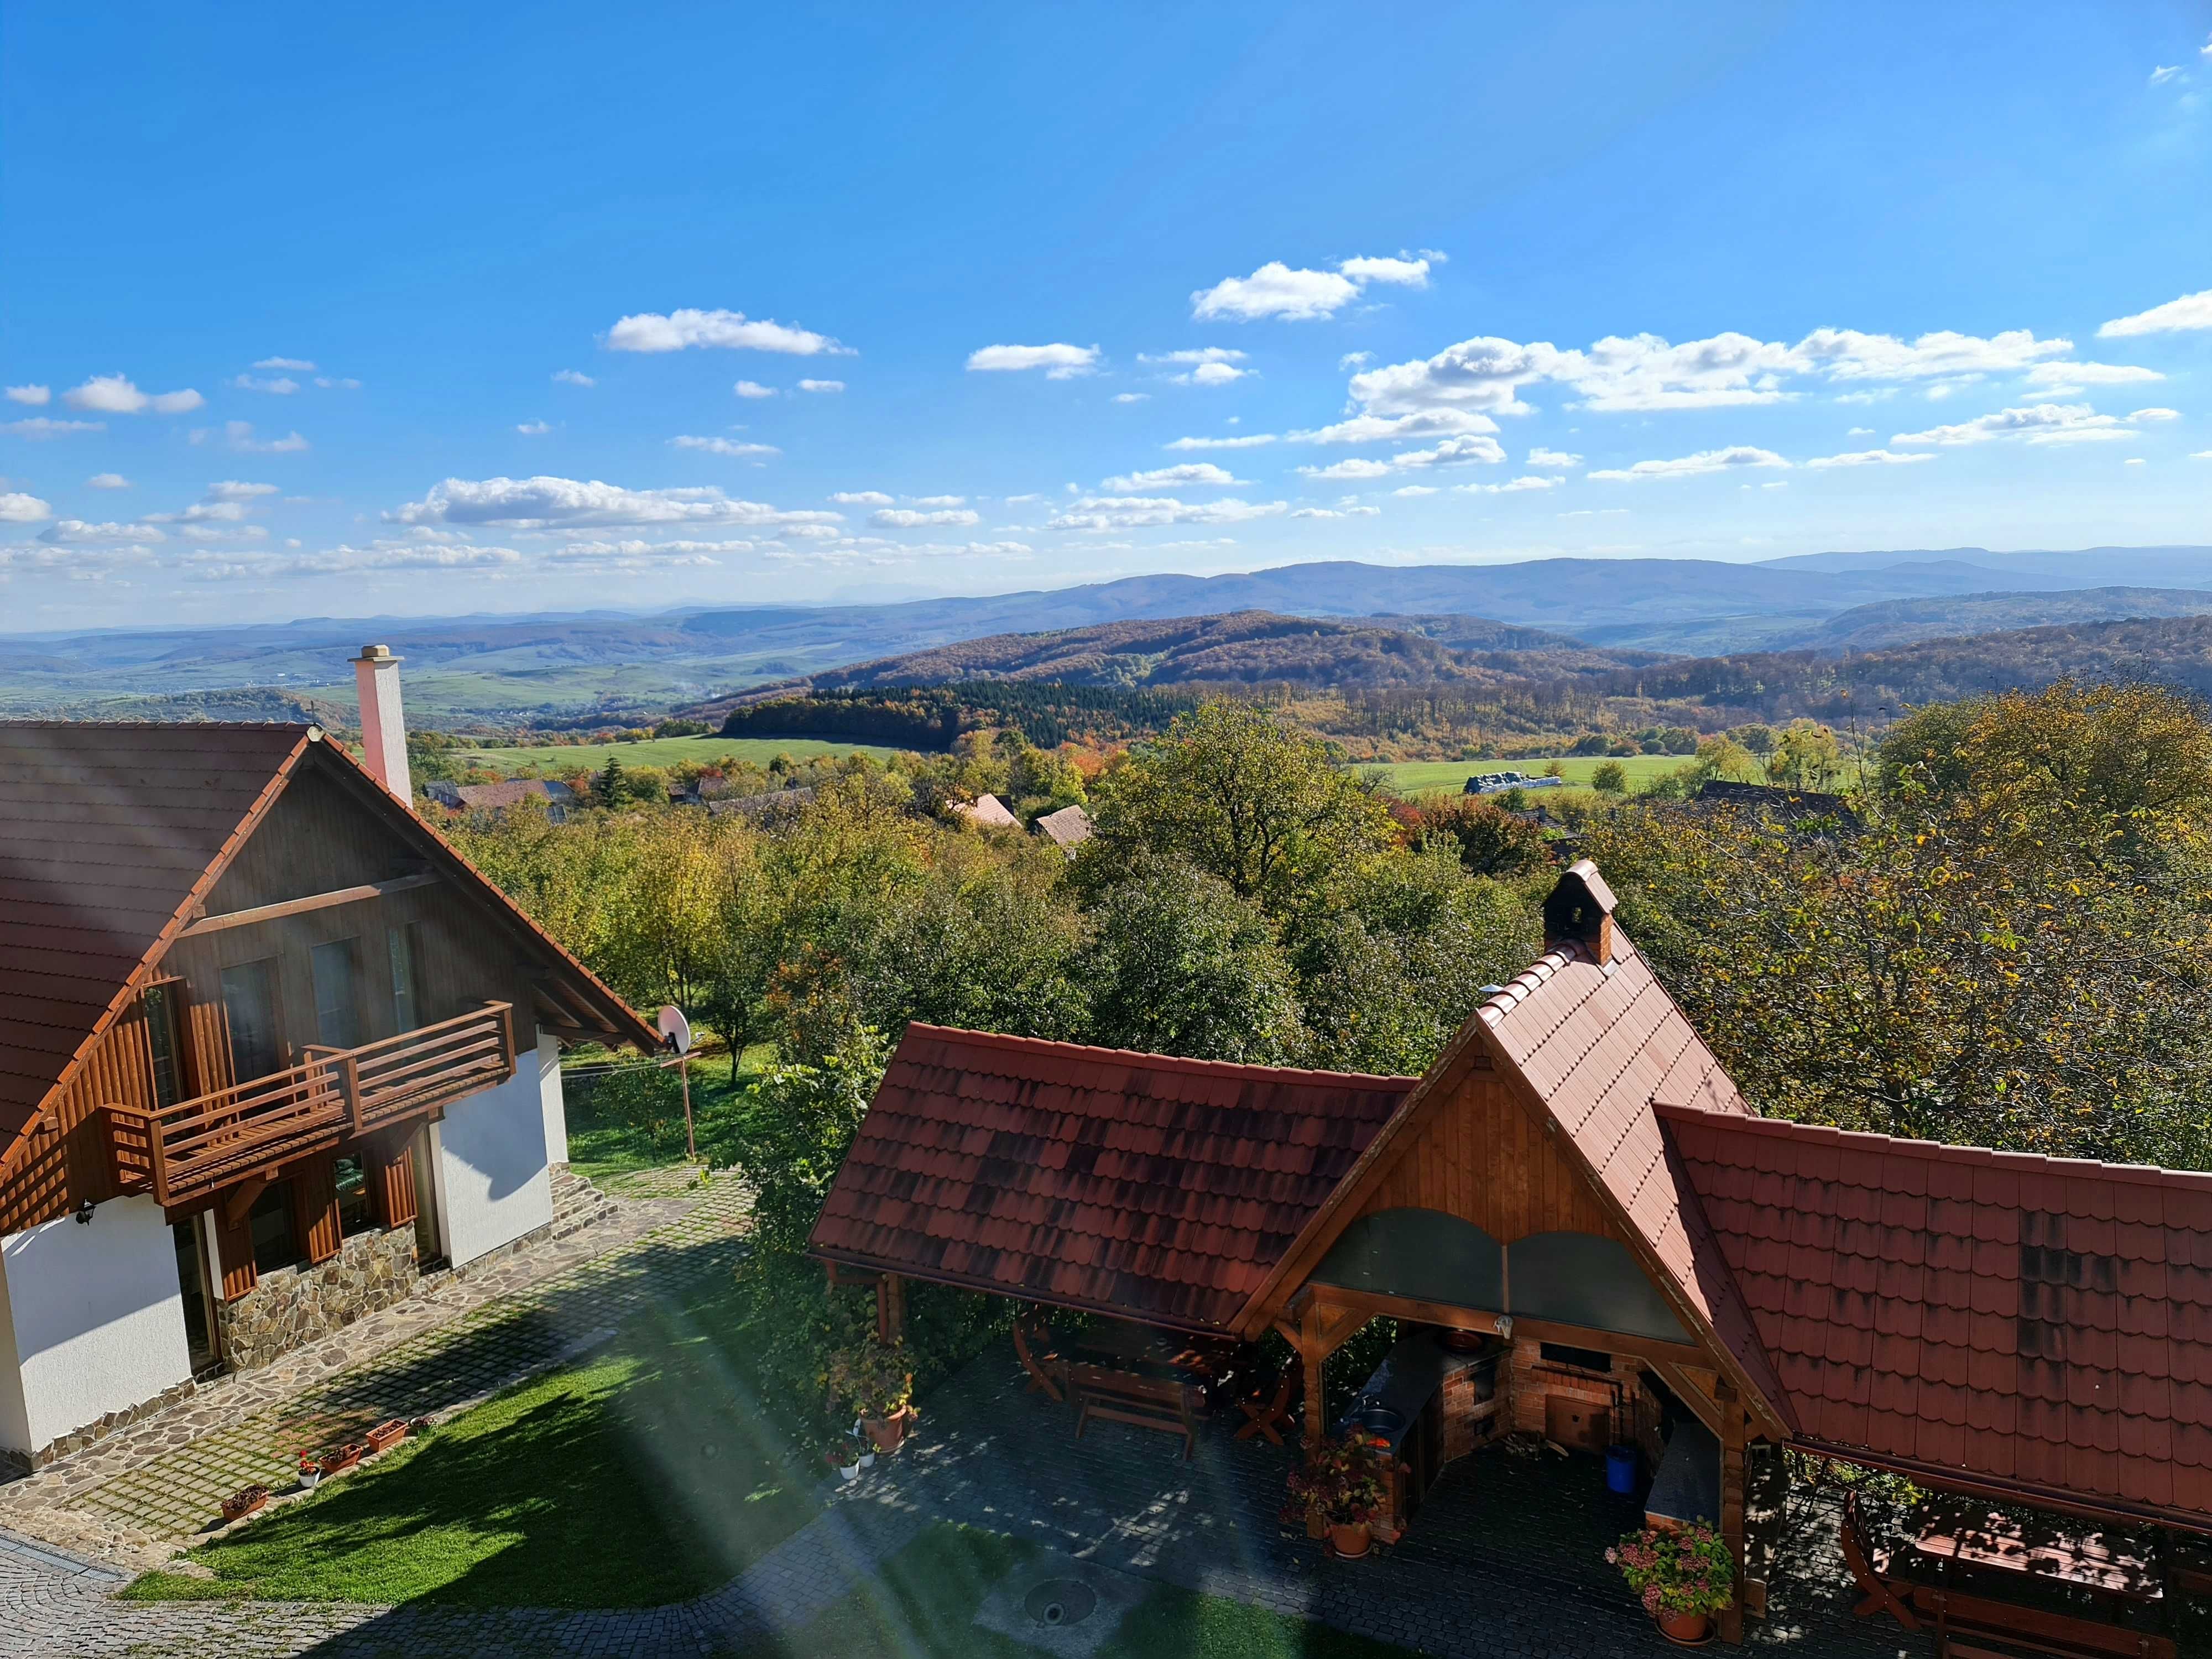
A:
171;1218;220;1372
219;959;283;1082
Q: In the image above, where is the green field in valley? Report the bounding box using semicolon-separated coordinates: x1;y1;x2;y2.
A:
1363;754;1689;797
458;734;908;775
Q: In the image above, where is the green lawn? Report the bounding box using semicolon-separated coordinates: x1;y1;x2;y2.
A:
1363;754;1688;797
124;1280;818;1608
559;1046;770;1186
458;734;907;774
772;1523;1415;1659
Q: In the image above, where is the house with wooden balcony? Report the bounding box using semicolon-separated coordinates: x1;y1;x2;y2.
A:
0;688;658;1470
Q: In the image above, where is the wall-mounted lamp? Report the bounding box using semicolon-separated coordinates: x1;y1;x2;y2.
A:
74;1200;95;1226
1494;1314;1513;1342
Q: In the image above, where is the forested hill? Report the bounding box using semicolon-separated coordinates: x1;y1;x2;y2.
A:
740;610;1660;697
1577;612;2212;722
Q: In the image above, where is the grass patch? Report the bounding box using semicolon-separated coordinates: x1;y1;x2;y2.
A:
561;1043;775;1185
124;1279;818;1608
459;734;907;775
776;1522;1414;1659
1363;754;1687;797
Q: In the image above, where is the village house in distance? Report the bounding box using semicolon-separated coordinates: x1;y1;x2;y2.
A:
0;646;658;1472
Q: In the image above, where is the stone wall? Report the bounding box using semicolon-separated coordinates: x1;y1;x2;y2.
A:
215;1224;419;1373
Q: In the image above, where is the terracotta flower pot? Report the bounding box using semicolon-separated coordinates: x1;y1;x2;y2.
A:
862;1407;913;1453
366;1419;407;1454
1657;1610;1712;1645
221;1486;269;1523
320;1442;366;1478
1327;1521;1373;1559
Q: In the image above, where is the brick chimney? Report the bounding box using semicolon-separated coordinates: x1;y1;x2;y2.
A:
1541;859;1618;963
353;644;413;805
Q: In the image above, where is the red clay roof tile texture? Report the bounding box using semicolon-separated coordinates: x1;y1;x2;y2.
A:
1663;1104;2212;1521
0;721;309;1140
1475;926;1795;1426
810;1024;1415;1332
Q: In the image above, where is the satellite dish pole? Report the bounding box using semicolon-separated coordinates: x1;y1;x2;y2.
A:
658;1006;696;1162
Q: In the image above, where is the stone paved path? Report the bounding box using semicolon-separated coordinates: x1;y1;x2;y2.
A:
0;1167;750;1571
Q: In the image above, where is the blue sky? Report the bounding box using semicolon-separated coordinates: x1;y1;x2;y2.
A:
3;2;2209;631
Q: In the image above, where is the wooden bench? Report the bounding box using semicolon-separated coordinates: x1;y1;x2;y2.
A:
1069;1362;1198;1460
1840;1490;1921;1631
1013;1316;1065;1404
1235;1363;1300;1447
1911;1585;2176;1659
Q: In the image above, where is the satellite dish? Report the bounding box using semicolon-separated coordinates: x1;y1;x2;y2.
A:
656;1005;693;1055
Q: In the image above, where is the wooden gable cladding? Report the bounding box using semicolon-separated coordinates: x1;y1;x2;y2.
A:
1343;1063;1615;1246
0;1010;160;1233
201;766;419;915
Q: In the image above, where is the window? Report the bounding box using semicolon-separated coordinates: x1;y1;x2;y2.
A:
311;937;362;1048
248;1181;302;1275
1538;1341;1613;1374
171;1219;218;1371
333;1154;372;1234
388;922;421;1032
143;982;186;1109
220;960;282;1082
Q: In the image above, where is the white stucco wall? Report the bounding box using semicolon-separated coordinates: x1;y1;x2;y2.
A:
537;1032;568;1167
436;1057;555;1267
0;1197;191;1458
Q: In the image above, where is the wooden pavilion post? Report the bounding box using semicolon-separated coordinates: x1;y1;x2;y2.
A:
877;1272;906;1344
1717;1378;1747;1645
1301;1300;1329;1446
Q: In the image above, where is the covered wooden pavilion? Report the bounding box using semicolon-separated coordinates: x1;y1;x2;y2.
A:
810;862;2212;1642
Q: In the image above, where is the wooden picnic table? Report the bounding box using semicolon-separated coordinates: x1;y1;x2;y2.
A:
1911;1507;2163;1603
1068;1321;1240;1404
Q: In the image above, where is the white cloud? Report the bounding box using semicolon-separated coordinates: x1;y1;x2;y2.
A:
1338;352;1372;371
733;380;778;399
547;538;739;568
1190;253;1432;321
1337;255;1431;288
1187;361;1246;387
0;492;52;523
1165;432;1277;450
670;435;781;457
231;374;299;394
2100;290;2212;337
830;491;895;506
553;369;596;387
62;375;205;415
797;378;844;393
2150;64;2184;85
1454;475;1561;494
1141;348;1247;367
1113;392;1149;404
314;376;362;390
1298;457;1395;480
195;420;309;453
37;518;164;544
2126;457;2147;466
1846;426;1876;436
606;308;850;355
1048;495;1288;530
255;357;316;371
207;481;279;500
1290;503;1382;518
1391;434;1506;469
1790;327;2070;382
965;343;1101;378
1393;484;1439;497
2193;450;2212;460
1804;447;1937;468
517;421;554;435
1141;347;1251;385
1295;410;1504;446
1890;403;2173;446
388;475;844;531
3;417;103;438
870;507;981;528
86;472;129;489
4;385;50;405
911;494;967;507
1527;447;1582;468
1101;463;1245;490
2025;361;2163;388
1589;446;1790;481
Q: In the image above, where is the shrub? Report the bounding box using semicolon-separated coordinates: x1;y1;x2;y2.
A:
1608;1522;1736;1618
1282;1432;1397;1530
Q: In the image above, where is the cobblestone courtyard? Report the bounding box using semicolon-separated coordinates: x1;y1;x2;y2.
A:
0;1170;1926;1659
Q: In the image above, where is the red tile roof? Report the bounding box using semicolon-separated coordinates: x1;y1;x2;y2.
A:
0;722;311;1142
809;1024;1416;1332
1663;1105;2212;1524
1470;904;1796;1430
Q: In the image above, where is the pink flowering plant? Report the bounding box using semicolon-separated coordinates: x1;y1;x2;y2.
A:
1281;1432;1396;1530
1608;1522;1736;1618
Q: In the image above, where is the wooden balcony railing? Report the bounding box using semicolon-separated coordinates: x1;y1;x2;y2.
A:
105;1001;516;1208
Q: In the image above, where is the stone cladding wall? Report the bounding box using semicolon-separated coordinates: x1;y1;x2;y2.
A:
215;1224;419;1373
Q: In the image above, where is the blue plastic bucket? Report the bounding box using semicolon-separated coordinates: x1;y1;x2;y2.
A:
1604;1443;1638;1494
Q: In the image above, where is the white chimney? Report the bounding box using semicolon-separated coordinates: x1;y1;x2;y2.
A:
353;644;413;805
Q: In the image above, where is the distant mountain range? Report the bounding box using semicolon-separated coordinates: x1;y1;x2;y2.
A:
4;545;2210;724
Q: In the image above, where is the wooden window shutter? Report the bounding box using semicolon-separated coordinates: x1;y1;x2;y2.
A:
369;1134;418;1230
215;1208;258;1301
293;1157;343;1265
